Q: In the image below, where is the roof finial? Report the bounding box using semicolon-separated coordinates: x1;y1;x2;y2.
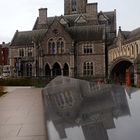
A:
119;26;121;31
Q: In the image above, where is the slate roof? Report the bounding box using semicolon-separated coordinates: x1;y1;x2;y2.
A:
33;10;115;30
121;31;131;39
67;25;105;41
118;27;140;44
12;10;115;46
128;27;140;39
11;29;47;46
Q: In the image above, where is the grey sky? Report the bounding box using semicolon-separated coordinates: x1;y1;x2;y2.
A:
0;0;140;43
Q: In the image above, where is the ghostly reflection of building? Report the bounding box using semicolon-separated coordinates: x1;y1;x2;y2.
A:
42;76;130;140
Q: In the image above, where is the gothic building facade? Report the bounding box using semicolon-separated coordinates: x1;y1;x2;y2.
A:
10;0;116;80
108;27;140;85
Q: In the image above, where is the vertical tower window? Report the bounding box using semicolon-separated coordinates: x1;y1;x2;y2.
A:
71;0;77;12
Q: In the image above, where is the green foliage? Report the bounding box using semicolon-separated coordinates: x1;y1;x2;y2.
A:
0;78;32;86
0;77;50;87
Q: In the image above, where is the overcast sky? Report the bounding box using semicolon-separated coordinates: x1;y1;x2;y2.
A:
0;0;140;43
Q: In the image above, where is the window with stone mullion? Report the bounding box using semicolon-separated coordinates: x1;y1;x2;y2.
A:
83;62;93;76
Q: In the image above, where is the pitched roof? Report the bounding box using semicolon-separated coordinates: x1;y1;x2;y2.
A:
67;25;105;41
121;31;131;39
11;29;47;46
33;10;116;30
128;27;140;39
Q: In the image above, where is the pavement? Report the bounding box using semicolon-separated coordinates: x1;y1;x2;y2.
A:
0;86;47;140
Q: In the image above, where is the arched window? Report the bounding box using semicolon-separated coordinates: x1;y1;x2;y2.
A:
57;42;61;54
52;42;56;54
48;39;56;54
48;38;65;54
135;42;139;54
131;44;134;55
48;42;51;54
57;38;64;54
26;63;32;77
83;62;94;76
45;63;51;77
71;0;77;12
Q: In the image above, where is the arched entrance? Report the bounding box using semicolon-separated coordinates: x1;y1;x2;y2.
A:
63;63;69;76
52;62;61;77
110;60;134;85
45;63;51;77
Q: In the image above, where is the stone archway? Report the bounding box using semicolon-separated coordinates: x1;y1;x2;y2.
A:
45;63;51;77
110;60;134;84
63;63;69;76
52;62;62;77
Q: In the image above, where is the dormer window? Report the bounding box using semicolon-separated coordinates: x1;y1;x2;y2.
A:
71;0;77;12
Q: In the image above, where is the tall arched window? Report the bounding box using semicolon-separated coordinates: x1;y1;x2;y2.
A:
131;44;134;55
57;38;64;54
48;39;56;54
83;62;94;76
48;42;51;54
26;63;32;77
71;0;77;12
52;42;56;54
45;63;51;77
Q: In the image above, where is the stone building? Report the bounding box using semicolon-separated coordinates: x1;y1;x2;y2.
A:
10;0;116;80
0;42;10;76
108;27;140;85
0;42;9;66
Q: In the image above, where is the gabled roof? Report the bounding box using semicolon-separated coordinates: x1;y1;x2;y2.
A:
102;10;116;23
98;11;109;22
11;29;47;46
59;15;69;25
74;15;87;23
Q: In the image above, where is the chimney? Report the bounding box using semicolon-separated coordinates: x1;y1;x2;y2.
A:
38;8;47;24
86;3;98;19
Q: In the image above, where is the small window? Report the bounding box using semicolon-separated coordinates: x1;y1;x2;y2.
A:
19;48;24;57
83;43;93;54
28;48;32;57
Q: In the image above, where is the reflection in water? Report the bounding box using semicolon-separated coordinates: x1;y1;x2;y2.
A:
42;76;132;140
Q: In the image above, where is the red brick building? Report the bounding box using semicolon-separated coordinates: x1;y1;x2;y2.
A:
0;42;9;65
